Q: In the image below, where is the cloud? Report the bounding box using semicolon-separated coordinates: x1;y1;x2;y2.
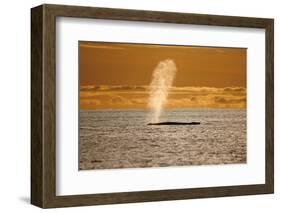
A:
80;99;101;106
80;43;125;50
214;96;246;104
80;85;246;93
80;85;147;92
80;85;246;109
80;85;101;91
223;87;246;92
190;97;197;102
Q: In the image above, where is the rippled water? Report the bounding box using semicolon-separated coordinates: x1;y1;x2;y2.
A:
79;109;246;170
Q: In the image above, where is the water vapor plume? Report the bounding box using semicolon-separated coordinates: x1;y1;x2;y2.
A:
147;59;177;123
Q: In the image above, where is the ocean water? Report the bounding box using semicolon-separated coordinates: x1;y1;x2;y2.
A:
79;109;246;170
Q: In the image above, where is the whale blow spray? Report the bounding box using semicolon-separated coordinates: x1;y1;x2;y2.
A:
147;59;177;123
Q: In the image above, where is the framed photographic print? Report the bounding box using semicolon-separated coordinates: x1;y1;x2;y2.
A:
31;4;274;208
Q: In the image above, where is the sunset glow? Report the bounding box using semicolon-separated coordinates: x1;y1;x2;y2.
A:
79;42;246;109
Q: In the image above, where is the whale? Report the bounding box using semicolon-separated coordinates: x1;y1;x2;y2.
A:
147;121;200;125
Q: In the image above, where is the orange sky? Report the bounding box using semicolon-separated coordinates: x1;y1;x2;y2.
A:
79;41;246;109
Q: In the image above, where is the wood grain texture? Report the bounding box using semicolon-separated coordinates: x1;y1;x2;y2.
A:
31;5;57;208
265;20;274;193
31;4;274;208
31;5;43;207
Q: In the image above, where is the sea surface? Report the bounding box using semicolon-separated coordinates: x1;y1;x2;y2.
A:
79;109;246;170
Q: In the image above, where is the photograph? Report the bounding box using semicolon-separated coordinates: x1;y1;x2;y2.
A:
79;41;247;170
30;4;274;208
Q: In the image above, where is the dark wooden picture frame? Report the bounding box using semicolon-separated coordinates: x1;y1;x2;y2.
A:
31;4;274;208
